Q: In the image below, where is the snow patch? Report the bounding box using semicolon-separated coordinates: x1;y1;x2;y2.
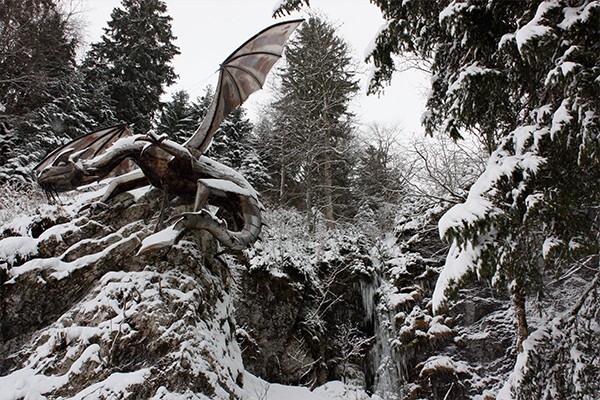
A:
446;63;499;95
439;1;468;23
7;224;141;282
419;355;470;377
432;240;479;313
200;178;254;197
542;237;562;258
67;369;151;400
550;99;572;137
243;373;376;399
364;22;390;60
557;1;600;29
514;1;558;54
0;236;38;266
138;224;181;254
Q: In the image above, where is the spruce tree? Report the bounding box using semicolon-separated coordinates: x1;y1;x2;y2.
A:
264;15;359;231
156;90;198;143
205;107;254;170
0;0;78;117
0;0;86;182
87;0;179;133
362;0;599;355
275;0;599;361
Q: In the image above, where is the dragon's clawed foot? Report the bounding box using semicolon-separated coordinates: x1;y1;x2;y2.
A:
137;222;185;255
137;210;223;255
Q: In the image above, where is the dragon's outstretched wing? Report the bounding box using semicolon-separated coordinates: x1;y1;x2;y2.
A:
184;19;304;153
34;124;134;176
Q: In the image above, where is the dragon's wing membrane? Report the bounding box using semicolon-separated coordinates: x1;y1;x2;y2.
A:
34;124;133;175
184;19;304;154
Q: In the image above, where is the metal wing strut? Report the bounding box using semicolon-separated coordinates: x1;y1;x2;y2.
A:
34;124;135;177
184;19;304;153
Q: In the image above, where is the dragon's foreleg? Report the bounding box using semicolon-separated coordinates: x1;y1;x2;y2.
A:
138;179;262;254
99;169;149;203
135;133;197;167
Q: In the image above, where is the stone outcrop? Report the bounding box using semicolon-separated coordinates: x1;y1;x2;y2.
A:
0;188;246;399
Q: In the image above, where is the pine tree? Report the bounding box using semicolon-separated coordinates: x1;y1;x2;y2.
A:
0;0;79;117
87;0;179;133
263;15;359;231
360;0;599;354
156;90;199;143
0;0;86;182
205;107;254;170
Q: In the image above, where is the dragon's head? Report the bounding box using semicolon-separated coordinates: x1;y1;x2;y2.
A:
36;160;86;193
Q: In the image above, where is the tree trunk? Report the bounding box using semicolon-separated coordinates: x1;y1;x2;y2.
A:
279;161;286;206
323;146;335;230
512;279;529;352
306;161;314;233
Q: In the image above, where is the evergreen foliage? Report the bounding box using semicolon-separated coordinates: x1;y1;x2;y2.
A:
274;0;600;389
156;90;202;143
257;15;359;230
87;0;179;133
0;0;84;182
0;0;78;117
205;107;254;170
361;0;600;360
501;274;600;399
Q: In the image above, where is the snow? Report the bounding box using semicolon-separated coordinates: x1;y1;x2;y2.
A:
439;1;469;23
550;99;572;137
438;196;494;238
100;135;139;153
199;156;258;199
271;0;286;13
380;279;420;310
363;22;389;60
446;63;499;95
432;240;479;313
0;365;69;400
427;320;453;336
128;184;152;201
243;373;375;400
542;237;562;258
200;178;254;197
0;236;38;266
6;222;142;282
138;224;181;254
438;124;547;247
496;326;547;399
557;1;600;29
67;369;152;400
37;217;82;241
514;1;558;54
544;61;579;86
419;355;470;377
498;33;515;49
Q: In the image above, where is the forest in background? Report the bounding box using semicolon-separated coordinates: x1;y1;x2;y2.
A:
0;1;598;399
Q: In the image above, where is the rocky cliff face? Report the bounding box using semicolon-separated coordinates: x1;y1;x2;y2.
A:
0;188;247;399
1;188;597;400
233;237;374;388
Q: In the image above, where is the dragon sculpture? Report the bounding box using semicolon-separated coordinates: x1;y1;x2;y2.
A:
34;20;303;253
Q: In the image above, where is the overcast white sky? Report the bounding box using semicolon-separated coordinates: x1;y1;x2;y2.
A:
79;0;429;135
